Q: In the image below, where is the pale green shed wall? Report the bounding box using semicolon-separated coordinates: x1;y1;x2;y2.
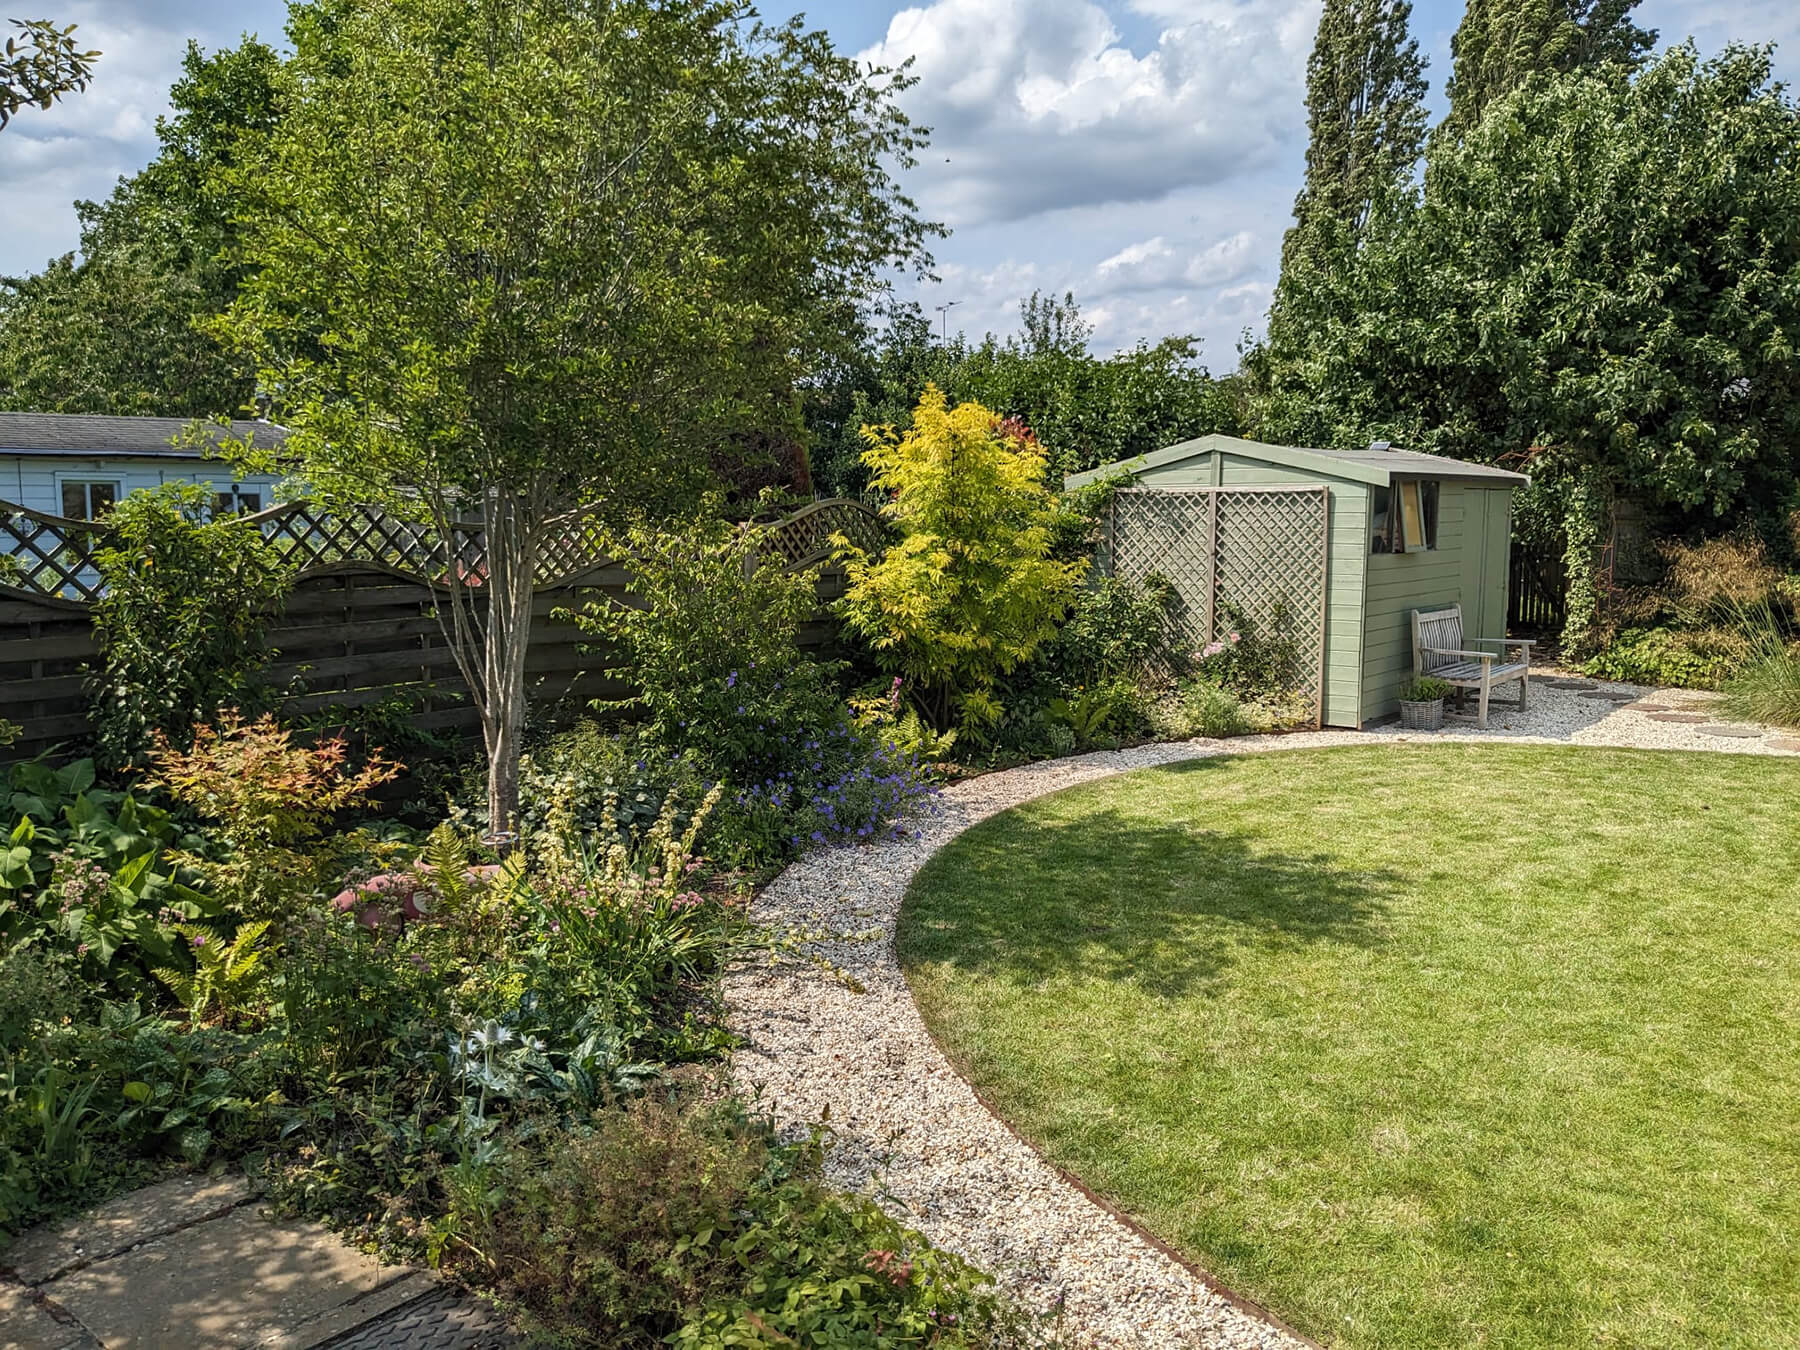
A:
1358;484;1514;722
1127;449;1370;728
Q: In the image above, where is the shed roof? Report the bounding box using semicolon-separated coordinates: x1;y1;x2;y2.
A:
1064;434;1530;490
0;412;288;459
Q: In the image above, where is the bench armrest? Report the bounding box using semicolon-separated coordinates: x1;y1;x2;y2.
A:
1424;646;1495;663
1463;636;1538;652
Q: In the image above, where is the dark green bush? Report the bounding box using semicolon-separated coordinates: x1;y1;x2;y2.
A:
89;482;293;770
570;518;849;788
1583;625;1746;690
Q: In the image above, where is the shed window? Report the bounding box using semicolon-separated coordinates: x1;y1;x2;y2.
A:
1373;480;1439;553
60;480;118;521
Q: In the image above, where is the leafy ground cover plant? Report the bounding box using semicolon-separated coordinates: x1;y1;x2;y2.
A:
464;1094;1051;1349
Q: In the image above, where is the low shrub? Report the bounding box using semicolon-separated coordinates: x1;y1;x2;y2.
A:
1044;574;1173;686
1158;681;1253;739
1583;625;1747;690
0;757;214;992
88;483;293;771
466;1095;1047;1349
1398;675;1453;703
1190;599;1300;701
570;517;848;789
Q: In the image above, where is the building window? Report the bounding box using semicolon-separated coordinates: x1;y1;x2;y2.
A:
214;487;263;516
1371;480;1439;553
60;480;118;521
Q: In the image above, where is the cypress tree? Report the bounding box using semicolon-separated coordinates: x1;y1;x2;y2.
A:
1443;0;1654;136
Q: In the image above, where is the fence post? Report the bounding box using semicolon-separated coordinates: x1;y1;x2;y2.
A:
1203;488;1220;642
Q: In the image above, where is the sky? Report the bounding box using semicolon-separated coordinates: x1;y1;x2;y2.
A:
1;0;1796;371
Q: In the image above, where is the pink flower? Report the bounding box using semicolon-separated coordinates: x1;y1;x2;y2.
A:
1228;631;1241;643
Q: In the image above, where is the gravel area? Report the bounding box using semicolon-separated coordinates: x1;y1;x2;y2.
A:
724;677;1798;1350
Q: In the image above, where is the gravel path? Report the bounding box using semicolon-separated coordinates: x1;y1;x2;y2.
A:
724;678;1798;1350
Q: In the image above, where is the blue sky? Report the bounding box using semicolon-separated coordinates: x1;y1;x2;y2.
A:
1;0;1795;367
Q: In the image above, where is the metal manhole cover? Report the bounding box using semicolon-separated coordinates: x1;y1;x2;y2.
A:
1578;691;1635;702
319;1288;521;1350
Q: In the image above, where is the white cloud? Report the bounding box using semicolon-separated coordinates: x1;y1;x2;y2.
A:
860;0;1317;226
1093;229;1257;293
0;0;287;275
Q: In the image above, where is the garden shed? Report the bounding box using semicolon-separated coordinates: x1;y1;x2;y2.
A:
1066;435;1529;728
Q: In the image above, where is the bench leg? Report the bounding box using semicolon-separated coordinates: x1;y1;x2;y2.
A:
1478;679;1491;729
1520;666;1530;708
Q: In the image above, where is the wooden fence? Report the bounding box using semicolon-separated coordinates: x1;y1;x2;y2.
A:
1507;536;1567;634
0;497;887;759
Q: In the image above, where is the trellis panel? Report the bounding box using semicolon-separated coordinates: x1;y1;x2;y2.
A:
0;497;888;757
1103;486;1329;726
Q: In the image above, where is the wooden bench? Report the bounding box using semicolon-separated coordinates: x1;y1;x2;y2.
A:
1411;605;1534;729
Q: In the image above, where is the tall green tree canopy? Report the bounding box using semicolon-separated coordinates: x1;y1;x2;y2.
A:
1254;44;1800;648
1256;0;1426;433
810;292;1243;495
1442;0;1654;137
0;36;280;414
219;0;934;828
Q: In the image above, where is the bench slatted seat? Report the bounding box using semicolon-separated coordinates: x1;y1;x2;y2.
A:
1411;605;1535;729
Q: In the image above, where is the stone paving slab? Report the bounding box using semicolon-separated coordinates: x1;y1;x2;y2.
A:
0;1280;97;1350
5;1174;250;1286
1697;725;1764;739
40;1206;414;1350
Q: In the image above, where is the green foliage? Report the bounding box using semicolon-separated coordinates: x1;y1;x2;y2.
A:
153;921;272;1025
849;679;961;764
1443;0;1654;137
1190;601;1302;702
810;293;1242;494
89;483;293;770
837;386;1087;732
0;36;275;415
217;0;935;831
0;18;99;131
571;518;846;787
1045;574;1173;687
1252;45;1800;653
1159;681;1254;740
0;758;212;987
1583;626;1746;690
1269;0;1427;377
1398;675;1453;702
1720;633;1800;729
468;1097;1045;1349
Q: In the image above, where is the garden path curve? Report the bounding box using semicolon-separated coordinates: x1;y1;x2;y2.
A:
724;682;1799;1349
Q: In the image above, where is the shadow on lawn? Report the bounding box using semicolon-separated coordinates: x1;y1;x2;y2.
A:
904;769;1399;1001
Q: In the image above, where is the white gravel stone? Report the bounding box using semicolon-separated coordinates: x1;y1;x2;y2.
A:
724;676;1795;1349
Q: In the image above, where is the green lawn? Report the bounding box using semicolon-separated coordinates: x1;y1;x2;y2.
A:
897;746;1800;1350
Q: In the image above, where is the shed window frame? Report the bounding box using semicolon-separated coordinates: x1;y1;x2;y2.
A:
58;477;121;522
213;485;263;516
1391;478;1439;553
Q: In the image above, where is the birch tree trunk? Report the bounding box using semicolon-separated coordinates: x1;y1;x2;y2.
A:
479;484;536;837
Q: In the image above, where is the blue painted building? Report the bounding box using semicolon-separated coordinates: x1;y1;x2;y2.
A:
0;412;287;519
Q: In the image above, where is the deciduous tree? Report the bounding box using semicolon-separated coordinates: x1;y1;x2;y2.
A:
219;0;934;831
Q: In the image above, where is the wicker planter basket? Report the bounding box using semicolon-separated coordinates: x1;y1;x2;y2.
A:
1398;697;1445;731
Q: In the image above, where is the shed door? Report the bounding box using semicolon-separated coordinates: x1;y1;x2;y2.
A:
1458;489;1511;643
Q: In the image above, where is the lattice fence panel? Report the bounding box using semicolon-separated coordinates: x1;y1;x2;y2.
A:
1105;486;1328;723
756;499;888;568
0;496;883;603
